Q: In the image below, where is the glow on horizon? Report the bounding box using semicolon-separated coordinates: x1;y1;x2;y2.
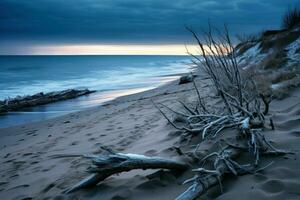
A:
26;44;200;55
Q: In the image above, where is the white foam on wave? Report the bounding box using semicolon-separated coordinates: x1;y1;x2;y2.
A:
0;56;191;100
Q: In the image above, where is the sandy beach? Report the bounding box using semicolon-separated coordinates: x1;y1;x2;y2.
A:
1;73;300;200
0;76;198;200
1;1;300;200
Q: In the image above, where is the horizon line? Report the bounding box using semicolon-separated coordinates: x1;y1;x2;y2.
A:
0;44;201;56
0;54;193;56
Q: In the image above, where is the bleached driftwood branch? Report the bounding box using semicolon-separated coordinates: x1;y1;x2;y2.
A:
154;25;288;200
175;147;276;200
55;152;188;193
176;148;239;200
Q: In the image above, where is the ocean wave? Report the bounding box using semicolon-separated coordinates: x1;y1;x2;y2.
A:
0;56;191;100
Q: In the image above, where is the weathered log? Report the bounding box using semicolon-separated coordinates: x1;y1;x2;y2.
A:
60;153;188;193
0;88;96;113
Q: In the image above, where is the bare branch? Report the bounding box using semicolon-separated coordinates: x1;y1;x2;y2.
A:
63;153;188;193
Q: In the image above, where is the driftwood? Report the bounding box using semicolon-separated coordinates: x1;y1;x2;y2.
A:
154;25;289;200
176;148;245;200
179;74;196;85
59;25;288;200
0;88;96;113
53;152;188;193
175;146;278;200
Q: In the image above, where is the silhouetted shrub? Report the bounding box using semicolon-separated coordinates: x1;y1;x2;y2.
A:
282;7;300;29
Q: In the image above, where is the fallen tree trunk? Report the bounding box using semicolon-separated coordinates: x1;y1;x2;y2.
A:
56;153;188;193
0;88;96;113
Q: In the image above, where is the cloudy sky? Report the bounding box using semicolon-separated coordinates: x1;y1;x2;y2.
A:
0;0;299;55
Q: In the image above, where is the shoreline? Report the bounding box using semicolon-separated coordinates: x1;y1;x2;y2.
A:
1;68;300;200
0;55;191;102
0;70;201;200
0;73;188;129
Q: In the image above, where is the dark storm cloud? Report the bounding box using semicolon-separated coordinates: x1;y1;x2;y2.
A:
0;0;300;44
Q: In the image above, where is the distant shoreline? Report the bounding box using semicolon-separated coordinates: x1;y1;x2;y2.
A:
0;54;191;57
0;72;185;129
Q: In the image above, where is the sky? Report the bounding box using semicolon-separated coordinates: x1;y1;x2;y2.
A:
0;0;300;55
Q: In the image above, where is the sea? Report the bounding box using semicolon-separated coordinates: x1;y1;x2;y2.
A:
0;55;191;128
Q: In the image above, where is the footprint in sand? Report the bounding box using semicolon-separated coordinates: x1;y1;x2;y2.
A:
7;184;30;190
111;188;132;200
260;179;285;193
3;153;10;159
70;141;80;146
0;181;8;186
129;135;138;140
22;152;33;156
30;154;39;159
11;195;32;200
9;173;19;179
118;139;130;146
289;129;300;137
0;181;8;191
30;161;39;165
105;127;114;131
266;167;295;179
41;182;55;193
41;165;56;172
134;125;140;129
3;158;15;164
88;137;96;141
144;149;157;156
32;166;43;172
26;129;37;136
253;174;268;182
